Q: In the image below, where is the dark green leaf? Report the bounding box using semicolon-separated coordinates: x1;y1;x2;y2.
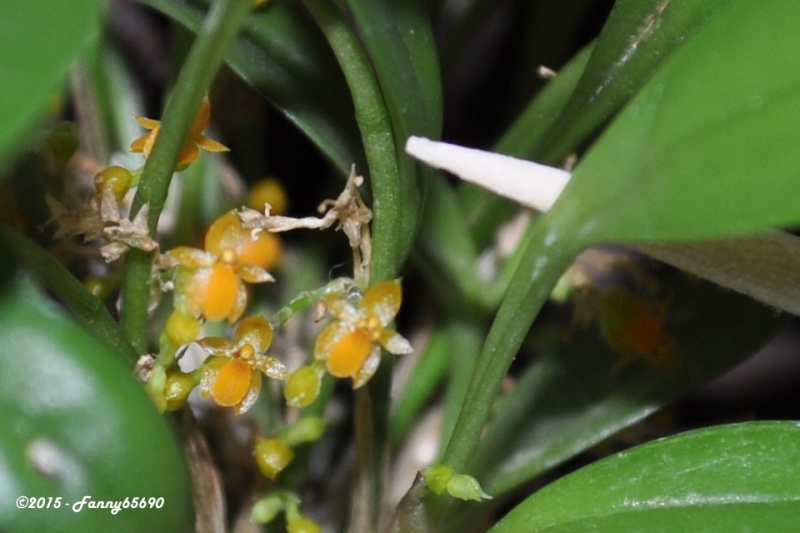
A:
0;277;190;532
0;0;104;168
490;422;800;532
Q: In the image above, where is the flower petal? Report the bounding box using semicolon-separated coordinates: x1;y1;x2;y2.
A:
135;116;161;129
204;211;245;256
211;358;252;407
379;329;413;355
166;246;214;268
323;293;361;323
196;336;235;356
255;355;288;380
235;316;273;352
226;281;248;324
235;371;261;415
238;264;275;284
176;142;200;170
360;280;402;327
314;320;350;362
352;346;381;389
203;263;239;322
326;328;372;378
196;135;230;153
239;231;281;269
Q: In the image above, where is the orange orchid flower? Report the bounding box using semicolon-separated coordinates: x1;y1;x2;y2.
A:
314;280;412;388
197;316;288;414
130;95;229;171
167;210;281;323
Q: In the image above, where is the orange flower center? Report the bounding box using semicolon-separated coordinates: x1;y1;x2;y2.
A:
219;248;237;265
356;315;383;342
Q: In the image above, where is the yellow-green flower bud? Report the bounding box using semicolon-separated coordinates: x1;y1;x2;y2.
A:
165;309;201;346
423;464;455;495
446;474;492;502
164;370;197;411
284;365;323;408
83;275;115;300
287;516;322;533
250;494;283;524
94;166;133;202
255;438;295;480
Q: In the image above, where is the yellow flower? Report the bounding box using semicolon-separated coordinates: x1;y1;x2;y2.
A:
167;210;281;323
197;316;288;414
130;95;229;171
314;280;412;388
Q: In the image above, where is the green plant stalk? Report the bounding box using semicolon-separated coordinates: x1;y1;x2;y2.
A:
0;225;137;362
440;217;579;479
302;0;402;284
302;3;405;531
119;0;251;353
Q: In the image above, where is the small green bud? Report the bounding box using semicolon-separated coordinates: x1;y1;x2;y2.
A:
422;464;455;495
446;474;492;502
251;495;284;524
255;438;295;480
287;516;322;533
284;364;323;407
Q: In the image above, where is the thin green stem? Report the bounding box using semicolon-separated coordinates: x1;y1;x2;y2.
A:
302;0;402;283
0;225;138;362
440;218;579;476
120;0;251;353
269;278;351;330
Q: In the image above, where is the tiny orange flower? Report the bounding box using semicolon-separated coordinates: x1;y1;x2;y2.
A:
167;210;281;323
599;287;680;372
314;280;412;388
197;316;288;414
130;95;229;171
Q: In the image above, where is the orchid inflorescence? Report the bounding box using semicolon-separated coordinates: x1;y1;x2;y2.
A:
46;93;414;530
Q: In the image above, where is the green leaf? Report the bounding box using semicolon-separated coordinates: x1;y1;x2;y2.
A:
471;277;785;497
0;0;104;168
143;0;362;175
549;2;800;244
537;0;732;162
0;277;190;532
489;422;800;532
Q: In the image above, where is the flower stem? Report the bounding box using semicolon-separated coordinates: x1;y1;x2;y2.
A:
302;0;402;283
120;0;251;353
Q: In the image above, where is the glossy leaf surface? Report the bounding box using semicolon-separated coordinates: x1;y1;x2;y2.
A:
0;277;190;532
549;2;800;244
490;422;800;532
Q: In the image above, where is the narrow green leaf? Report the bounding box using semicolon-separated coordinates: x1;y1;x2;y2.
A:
538;0;732;162
490;422;800;532
549;2;800;244
0;277;190;532
0;0;104;168
143;0;362;174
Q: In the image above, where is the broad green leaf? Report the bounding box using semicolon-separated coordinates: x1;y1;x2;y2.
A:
549;2;800;244
0;276;190;532
538;0;732;162
471;276;784;497
0;0;104;168
143;0;362;175
490;422;800;532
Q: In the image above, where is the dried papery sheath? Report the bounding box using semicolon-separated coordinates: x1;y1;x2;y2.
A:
405;136;570;212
